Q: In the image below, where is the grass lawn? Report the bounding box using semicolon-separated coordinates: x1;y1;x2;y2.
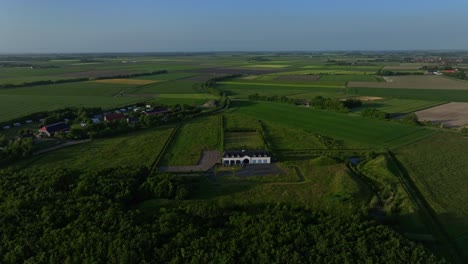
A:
224;132;264;150
160;115;221;166
14;126;175;171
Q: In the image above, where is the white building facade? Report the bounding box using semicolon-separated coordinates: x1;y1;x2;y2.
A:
222;150;271;166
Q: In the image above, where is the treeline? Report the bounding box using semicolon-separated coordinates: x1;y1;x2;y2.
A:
202;74;242;97
94;70;167;80
248;94;362;113
377;69;424;76
0;70;167;89
0;62;58;68
0;166;445;263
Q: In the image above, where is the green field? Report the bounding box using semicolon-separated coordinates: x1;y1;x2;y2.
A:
14;126;175;170
347;87;468;102
224;132;264;150
0;94;143;122
395;132;468;260
197;156;370;211
160;115;220;166
232;101;434;149
355;99;446;116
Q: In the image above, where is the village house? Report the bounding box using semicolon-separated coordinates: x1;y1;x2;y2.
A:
38;122;70;137
104;113;126;122
222;150;271;166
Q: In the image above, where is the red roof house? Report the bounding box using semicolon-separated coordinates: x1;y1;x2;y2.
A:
104;113;126;122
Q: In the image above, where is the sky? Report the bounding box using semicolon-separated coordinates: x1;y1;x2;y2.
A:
1;0;468;53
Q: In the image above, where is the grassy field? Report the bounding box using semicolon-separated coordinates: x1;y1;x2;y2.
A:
0;94;143;122
349;75;468;90
395;132;468;260
355;98;446;116
160;115;220;166
346;87;468;102
232;101;434;149
92;78;158;85
320;74;379;82
262;120;326;150
14;126;175;170
224;132;264;150
127;80;203;94
195;156;371;212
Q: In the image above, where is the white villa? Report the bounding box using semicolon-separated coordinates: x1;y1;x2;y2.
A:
222;150;271;166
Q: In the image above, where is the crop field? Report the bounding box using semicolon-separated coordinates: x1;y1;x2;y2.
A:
232;101;434;149
262;121;326;150
219;81;344;89
272;69;376;75
345;87;468;102
127;80;203;94
321;74;379;82
92;78;158;85
383;65;424;70
416;102;468;127
224;132;263;150
15;126;175;170
0;94;143;122
395;132;468;260
0;81;137;97
348;75;468;90
131;72;196;81
275;75;321;81
245;64;290;68
355;99;445;116
160;115;220;166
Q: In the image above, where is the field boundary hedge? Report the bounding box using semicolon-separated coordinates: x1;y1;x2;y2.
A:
149;123;181;174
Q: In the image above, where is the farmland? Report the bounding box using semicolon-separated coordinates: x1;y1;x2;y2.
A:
348;75;468;90
14;126;175;171
1;52;467;263
355;98;445;116
415;102;468;127
395;132;468;260
231;101;434;149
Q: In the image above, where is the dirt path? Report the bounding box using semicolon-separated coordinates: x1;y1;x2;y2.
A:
33;139;91;155
159;150;221;172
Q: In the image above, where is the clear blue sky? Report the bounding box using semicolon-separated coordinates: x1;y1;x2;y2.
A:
1;0;467;53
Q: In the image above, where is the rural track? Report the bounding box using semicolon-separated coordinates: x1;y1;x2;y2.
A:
33;139;91;156
386;151;465;264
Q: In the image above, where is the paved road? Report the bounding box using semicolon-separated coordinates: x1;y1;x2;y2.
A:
159;150;221;172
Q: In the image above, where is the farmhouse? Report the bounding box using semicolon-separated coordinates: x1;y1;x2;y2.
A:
222;150;271;166
104;113;126;122
38;122;70;137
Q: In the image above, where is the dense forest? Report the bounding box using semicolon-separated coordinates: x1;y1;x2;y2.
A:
0;166;445;263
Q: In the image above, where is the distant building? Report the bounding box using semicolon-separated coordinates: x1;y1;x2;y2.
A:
38;122;70;137
104;113;126;122
222;150;271;166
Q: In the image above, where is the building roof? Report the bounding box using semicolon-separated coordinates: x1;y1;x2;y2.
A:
104;113;126;121
40;122;70;133
223;150;270;158
143;108;170;115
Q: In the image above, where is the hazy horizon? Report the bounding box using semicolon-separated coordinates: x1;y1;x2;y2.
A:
1;0;468;53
